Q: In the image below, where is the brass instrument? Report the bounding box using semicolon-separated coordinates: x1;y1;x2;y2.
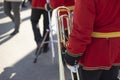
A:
56;6;80;80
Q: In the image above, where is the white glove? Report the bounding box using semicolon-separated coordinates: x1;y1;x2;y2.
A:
66;64;79;73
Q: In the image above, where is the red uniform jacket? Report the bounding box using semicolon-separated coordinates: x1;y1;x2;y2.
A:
67;0;120;70
32;0;46;9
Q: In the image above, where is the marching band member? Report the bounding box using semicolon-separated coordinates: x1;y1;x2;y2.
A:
4;0;23;35
31;0;49;53
64;0;120;80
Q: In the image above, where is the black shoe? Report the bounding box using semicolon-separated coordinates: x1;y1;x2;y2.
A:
10;30;19;35
43;46;49;53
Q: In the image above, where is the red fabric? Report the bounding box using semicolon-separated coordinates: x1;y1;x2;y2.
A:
67;0;120;70
50;0;74;8
32;0;46;8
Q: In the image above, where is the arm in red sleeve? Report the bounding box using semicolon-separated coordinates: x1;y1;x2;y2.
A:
67;0;96;55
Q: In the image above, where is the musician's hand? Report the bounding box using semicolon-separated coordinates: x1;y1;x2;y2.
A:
66;64;79;73
64;51;80;66
45;3;52;11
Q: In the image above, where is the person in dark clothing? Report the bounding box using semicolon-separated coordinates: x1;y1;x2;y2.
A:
4;0;22;35
31;0;49;53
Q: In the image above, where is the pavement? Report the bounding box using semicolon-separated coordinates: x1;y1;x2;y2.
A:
0;2;72;80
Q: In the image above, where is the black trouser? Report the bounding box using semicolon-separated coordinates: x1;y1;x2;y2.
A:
4;1;21;31
30;8;49;46
77;66;119;80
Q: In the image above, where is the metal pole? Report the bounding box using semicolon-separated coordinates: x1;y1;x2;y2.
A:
46;0;55;63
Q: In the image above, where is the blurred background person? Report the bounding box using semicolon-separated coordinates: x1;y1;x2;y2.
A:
3;0;23;35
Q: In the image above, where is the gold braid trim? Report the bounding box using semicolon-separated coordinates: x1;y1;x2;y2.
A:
79;63;120;70
92;32;120;38
113;63;120;66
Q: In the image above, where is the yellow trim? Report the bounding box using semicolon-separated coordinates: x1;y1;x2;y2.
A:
92;32;120;38
67;50;82;57
79;63;120;70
